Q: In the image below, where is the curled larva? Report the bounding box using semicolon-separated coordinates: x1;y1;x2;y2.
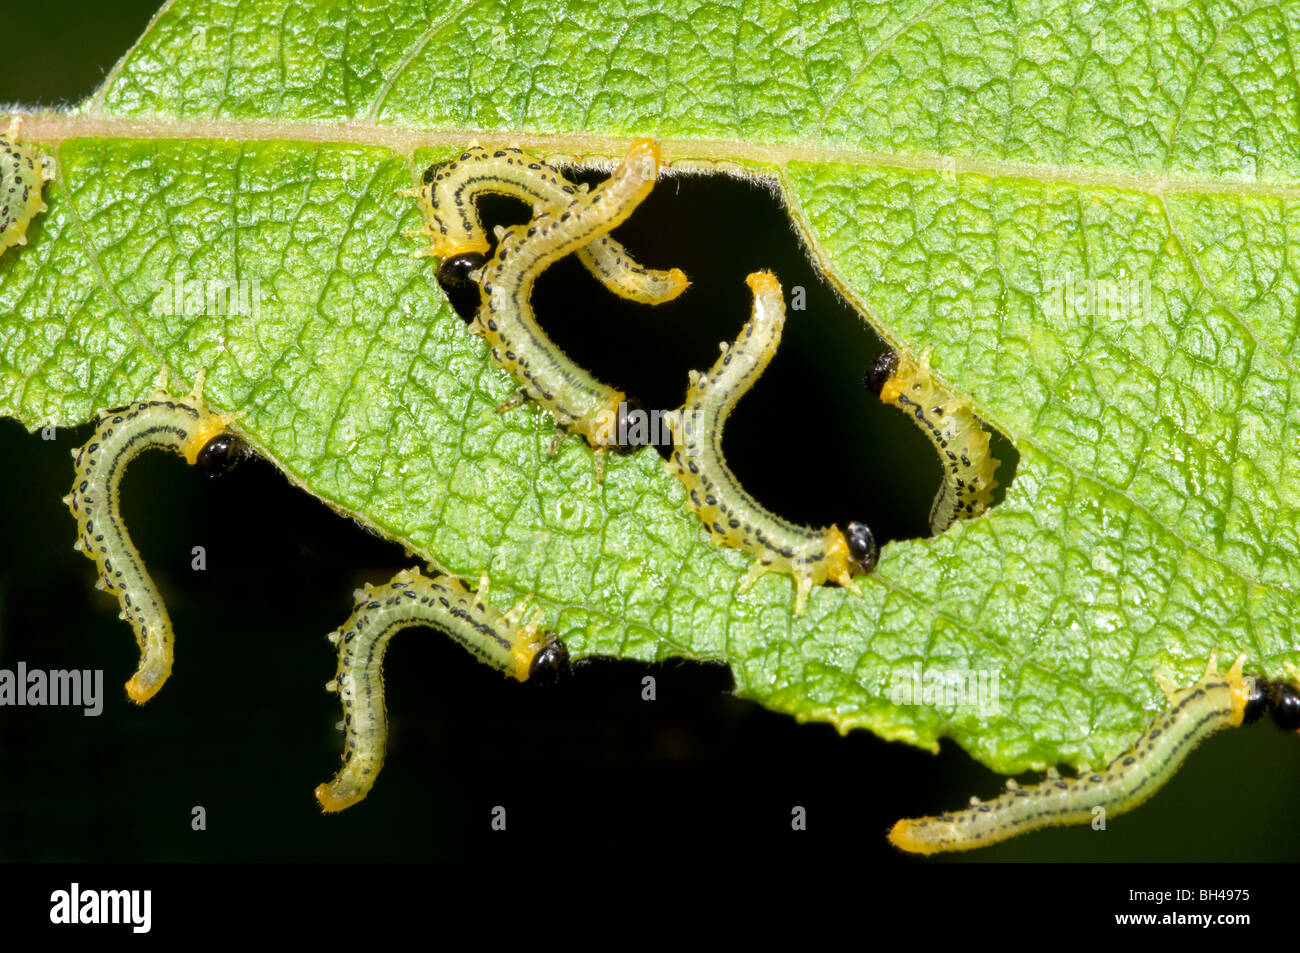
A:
315;567;568;812
866;347;999;534
471;138;669;480
412;144;689;304
64;370;244;704
1;118;53;255
889;652;1261;855
665;271;878;616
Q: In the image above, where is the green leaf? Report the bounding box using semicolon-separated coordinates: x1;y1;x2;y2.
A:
1;0;1297;788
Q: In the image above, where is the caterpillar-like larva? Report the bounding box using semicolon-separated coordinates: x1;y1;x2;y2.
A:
467;138;670;481
866;347;999;534
1;118;53;255
315;567;568;812
665;271;878;616
410;143;689;304
888;653;1298;855
64;370;244;704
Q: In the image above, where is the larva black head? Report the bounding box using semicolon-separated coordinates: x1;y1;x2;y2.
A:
528;634;570;683
842;521;879;574
612;397;645;455
421;164;438;185
864;349;900;395
195;432;245;474
437;251;487;287
1267;680;1300;732
1241;676;1269;726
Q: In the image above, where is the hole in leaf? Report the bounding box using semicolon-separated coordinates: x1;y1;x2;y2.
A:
440;167;1019;547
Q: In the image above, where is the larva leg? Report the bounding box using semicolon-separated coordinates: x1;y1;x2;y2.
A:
495;395;608;481
666;272;878;615
414;144;688;304
736;559;773;595
495;390;529;415
64;370;245;703
545;427;566;458
888;652;1256;855
315;568;569;812
1151;668;1182;704
737;558;813;614
792;574;813;617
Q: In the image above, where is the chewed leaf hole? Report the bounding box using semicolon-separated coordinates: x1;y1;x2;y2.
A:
440;166;1019;546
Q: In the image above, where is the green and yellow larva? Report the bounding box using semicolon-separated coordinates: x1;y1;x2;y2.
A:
1;118;52;255
411;143;689;304
463;138;671;481
866;347;999;534
665;271;878;616
64;371;244;704
889;652;1260;855
315;567;568;812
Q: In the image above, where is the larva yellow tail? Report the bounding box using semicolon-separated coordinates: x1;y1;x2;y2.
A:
888;652;1256;855
666;271;877;616
315;568;568;812
471;138;668;480
64;370;244;704
414;144;689;304
1;118;52;255
866;347;999;534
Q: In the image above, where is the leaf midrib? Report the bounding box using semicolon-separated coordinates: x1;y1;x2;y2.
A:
10;114;1300;199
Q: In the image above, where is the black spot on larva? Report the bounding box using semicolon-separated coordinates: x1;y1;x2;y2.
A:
864;348;900;395
527;634;569;683
437;251;487;286
1268;680;1300;732
195;432;246;474
842;521;879;574
612;397;644;454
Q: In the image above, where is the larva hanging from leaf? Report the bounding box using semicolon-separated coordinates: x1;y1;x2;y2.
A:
888;652;1292;855
411;144;689;304
466;138;672;481
865;347;999;534
1;118;53;255
665;271;878;616
64;370;245;704
315;567;568;812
